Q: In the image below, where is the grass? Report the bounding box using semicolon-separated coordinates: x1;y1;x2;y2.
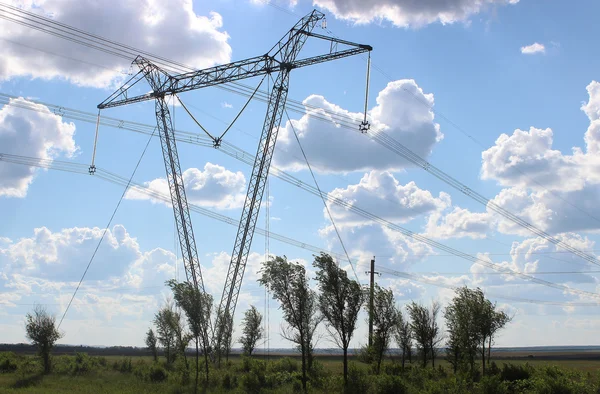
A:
2;352;600;393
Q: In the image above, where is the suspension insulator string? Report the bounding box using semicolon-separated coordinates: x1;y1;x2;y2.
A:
359;51;371;134
89;110;101;174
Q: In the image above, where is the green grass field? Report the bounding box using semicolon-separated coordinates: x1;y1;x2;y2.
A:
3;352;600;393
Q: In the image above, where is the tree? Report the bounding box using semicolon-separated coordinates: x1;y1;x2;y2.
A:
154;300;179;364
369;284;398;374
444;287;484;373
25;305;63;374
428;301;443;368
407;301;442;368
215;309;234;363
145;328;158;362
166;279;213;387
444;287;512;375
313;253;364;386
394;312;412;369
258;255;322;391
239;306;263;356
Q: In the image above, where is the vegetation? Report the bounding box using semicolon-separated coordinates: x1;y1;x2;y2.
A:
12;254;585;393
313;252;364;386
258;255;322;391
444;286;511;375
3;351;600;394
166;279;213;387
239;305;263;356
368;284;398;374
24;305;63;374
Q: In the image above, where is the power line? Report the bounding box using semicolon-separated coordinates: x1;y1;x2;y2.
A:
56;127;155;329
285;106;360;284
4;153;600;302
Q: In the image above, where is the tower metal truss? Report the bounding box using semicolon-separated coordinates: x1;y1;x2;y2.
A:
98;9;372;362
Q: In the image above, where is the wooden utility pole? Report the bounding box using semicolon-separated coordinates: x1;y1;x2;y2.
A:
365;256;380;347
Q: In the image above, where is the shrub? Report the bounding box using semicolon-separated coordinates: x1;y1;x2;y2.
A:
500;363;531;382
0;353;18;373
69;352;95;374
269;357;299;374
240;371;263;393
148;364;168;383
381;362;403;376
478;375;508;394
113;357;133;373
346;362;370;394
221;371;238;390
373;374;408;394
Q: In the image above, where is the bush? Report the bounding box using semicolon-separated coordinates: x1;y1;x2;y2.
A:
113;357;133;373
148;364;168;383
269;357;299;374
240;371;263;393
346;362;370;394
500;363;531;382
221;371;238;390
0;353;18;373
373;374;408;394
68;352;95;374
478;375;508;394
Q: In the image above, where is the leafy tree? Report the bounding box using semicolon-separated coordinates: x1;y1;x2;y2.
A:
25;305;63;374
145;328;158;362
153;300;179;364
258;255;321;392
394;312;412;369
166;279;213;387
428;301;443;367
215;309;234;363
313;253;364;386
444;287;512;375
369;284;398;374
407;301;442;368
239;305;263;356
444;287;484;372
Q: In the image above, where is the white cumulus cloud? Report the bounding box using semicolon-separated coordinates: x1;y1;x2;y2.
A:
0;97;77;197
479;81;600;235
327;170;450;227
313;0;519;28
0;0;231;88
125;163;246;210
521;42;546;54
274;79;442;173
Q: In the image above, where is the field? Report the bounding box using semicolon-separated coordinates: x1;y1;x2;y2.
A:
2;351;600;393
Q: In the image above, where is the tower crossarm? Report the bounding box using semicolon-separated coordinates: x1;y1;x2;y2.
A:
98;11;370;110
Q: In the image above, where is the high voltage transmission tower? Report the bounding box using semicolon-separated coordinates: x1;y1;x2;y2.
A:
96;9;371;363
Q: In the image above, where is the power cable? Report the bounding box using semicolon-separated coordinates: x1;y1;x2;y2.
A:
285;107;360;284
56;128;155;329
4;153;600;302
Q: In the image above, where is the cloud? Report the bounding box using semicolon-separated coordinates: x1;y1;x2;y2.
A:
471;234;599;287
327;170;450;227
425;207;491;239
313;0;519;28
521;42;546;55
274;79;442;173
479;81;600;234
0;0;231;88
221;102;233;109
125;163;246;210
0;98;77;197
0;225;143;281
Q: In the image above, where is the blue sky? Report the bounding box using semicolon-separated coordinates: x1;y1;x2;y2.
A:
2;0;600;349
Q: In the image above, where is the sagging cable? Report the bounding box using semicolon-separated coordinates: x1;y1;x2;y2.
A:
285;108;361;285
214;74;267;147
175;94;217;141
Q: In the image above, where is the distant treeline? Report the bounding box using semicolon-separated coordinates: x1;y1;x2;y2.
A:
0;343;155;357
